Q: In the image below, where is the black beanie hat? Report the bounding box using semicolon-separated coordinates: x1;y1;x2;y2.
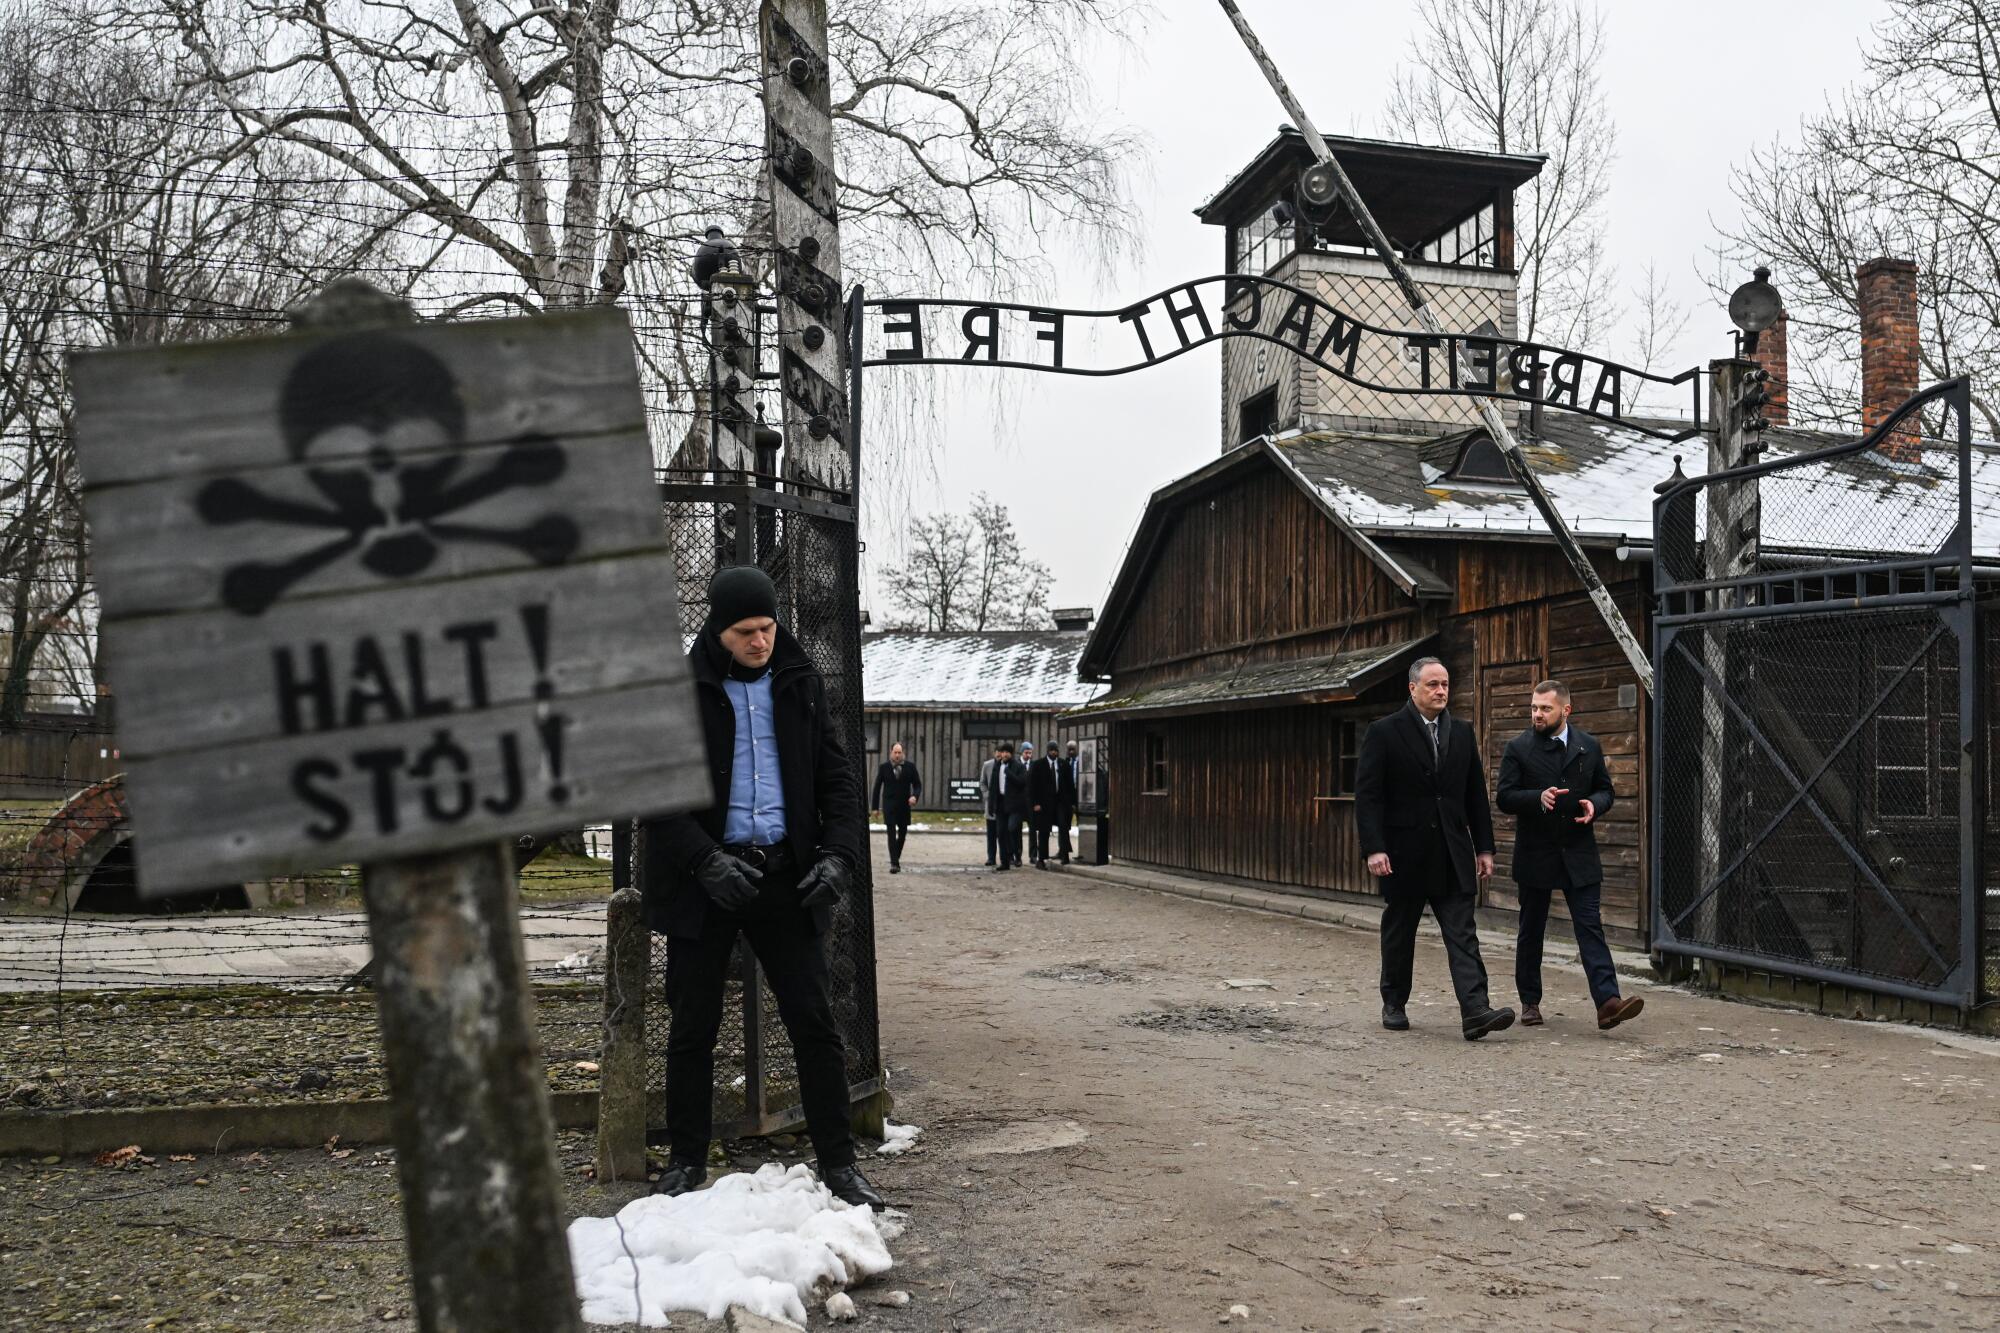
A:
706;565;779;633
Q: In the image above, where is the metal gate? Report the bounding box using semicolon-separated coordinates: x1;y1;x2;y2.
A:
1651;379;1986;1006
626;469;882;1138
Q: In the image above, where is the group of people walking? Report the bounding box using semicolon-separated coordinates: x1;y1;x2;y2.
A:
977;738;1080;870
640;568;1639;1216
1356;656;1645;1040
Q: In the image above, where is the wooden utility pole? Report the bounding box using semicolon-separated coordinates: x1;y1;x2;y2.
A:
760;0;851;496
1217;0;1655;695
1694;358;1764;946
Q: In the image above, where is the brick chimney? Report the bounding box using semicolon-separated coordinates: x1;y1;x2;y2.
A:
1857;256;1921;461
1749;313;1788;425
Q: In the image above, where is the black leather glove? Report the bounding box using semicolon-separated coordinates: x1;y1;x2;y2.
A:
797;855;853;910
694;847;762;913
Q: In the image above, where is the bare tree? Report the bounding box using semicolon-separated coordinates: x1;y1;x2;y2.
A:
885;492;1050;631
1385;0;1615;346
0;3;379;722
1716;0;2000;435
129;0;1141;466
1625;261;1688;416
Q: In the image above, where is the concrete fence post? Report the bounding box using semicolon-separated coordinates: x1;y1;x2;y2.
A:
596;886;650;1183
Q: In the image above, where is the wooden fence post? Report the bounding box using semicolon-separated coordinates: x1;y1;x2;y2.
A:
361;841;583;1333
596;885;650;1183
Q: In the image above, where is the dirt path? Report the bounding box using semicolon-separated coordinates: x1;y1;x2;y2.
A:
862;832;2000;1331
2;832;1993;1331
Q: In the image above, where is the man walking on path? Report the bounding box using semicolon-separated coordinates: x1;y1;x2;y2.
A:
1055;740;1080;864
1028;740;1061;868
1495;680;1644;1031
640;565;885;1209
871;742;921;875
1354;656;1516;1041
979;744;1002;867
986;741;1029;870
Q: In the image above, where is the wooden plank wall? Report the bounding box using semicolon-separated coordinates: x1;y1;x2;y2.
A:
1109;705;1375;898
863;707;1069;813
1108;461;1426;690
1438;572;1651;939
0;727;119;802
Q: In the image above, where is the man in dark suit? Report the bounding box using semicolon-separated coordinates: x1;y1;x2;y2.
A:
871;742;922;874
985;741;1029;870
1028;740;1061;867
978;745;1001;866
1355;656;1516;1040
1495;679;1644;1030
640;564;883;1208
1054;740;1080;864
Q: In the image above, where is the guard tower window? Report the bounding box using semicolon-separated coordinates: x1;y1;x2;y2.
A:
1417;203;1497;269
1233;197;1295;275
1239;387;1279;444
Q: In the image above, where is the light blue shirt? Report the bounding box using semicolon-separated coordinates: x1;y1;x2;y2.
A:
1552;724;1570;747
722;673;787;845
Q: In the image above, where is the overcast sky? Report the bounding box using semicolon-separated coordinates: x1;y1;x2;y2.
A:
856;0;1889;623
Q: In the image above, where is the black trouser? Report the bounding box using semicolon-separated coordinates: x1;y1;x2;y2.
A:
1000;812;1024;866
664;885;855;1170
1030;813;1052;863
884;816;909;867
1055;805;1073;860
1379;868;1491;1016
1516;880;1619;1007
984;816;998;865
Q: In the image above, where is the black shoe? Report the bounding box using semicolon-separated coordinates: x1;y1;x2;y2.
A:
822;1163;886;1209
1462;1006;1517;1041
889;864;900;874
1381;1004;1410;1031
648;1159;706;1197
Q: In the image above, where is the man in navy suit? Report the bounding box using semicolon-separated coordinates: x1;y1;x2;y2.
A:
1495;679;1644;1030
1355;657;1516;1040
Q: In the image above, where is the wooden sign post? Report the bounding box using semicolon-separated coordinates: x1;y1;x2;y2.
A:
70;280;708;1332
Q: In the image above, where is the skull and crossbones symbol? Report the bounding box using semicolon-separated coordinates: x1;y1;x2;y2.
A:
198;333;580;616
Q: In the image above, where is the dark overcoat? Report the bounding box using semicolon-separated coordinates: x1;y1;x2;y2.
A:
642;626;864;939
1494;724;1615;888
1353;701;1495;899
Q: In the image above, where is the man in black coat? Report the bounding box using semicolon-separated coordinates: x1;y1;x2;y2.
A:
984;741;1029;870
1027;740;1061;868
1354;656;1516;1040
1054;739;1080;864
1495;679;1644;1031
640;565;884;1208
871;742;921;874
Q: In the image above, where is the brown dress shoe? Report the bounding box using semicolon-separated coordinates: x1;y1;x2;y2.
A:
1520;1004;1544;1026
1597;995;1644;1030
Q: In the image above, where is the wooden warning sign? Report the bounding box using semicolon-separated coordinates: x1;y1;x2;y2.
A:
71;300;707;894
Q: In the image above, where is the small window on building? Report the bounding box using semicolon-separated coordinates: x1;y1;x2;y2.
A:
1337;719;1360;793
1143;731;1168;794
1447;432;1521;487
1239;387;1279;444
1417;203;1497;268
864;720;882;752
963;716;1024;741
1232;197;1295;276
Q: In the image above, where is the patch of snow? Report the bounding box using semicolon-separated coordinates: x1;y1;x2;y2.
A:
824;1292;858;1321
876;1121;921;1156
568;1163;902;1329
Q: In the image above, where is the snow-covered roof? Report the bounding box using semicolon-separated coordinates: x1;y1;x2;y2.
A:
1274;415;2000;559
863;631;1101;709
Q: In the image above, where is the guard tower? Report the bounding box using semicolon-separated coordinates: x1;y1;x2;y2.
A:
1196;127;1544;447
